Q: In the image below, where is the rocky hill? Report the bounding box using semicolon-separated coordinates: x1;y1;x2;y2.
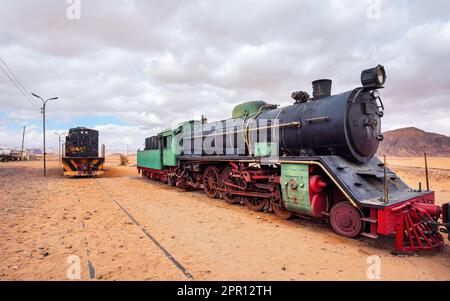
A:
377;127;450;157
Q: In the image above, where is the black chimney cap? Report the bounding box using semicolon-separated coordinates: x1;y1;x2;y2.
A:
312;79;332;99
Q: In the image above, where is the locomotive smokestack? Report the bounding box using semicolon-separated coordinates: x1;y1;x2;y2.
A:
312;79;332;99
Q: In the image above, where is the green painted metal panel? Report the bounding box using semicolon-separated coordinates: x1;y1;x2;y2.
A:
254;142;277;157
280;163;312;215
137;150;162;170
232;101;268;118
162;132;177;167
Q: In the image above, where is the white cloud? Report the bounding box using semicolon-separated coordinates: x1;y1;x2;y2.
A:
1;0;450;152
93;123;158;153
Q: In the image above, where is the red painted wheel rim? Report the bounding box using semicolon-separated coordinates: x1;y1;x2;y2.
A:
243;197;267;211
221;167;242;204
330;202;363;238
271;186;293;220
203;166;220;198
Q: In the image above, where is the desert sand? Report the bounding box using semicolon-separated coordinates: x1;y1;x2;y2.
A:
387;157;450;205
0;155;449;280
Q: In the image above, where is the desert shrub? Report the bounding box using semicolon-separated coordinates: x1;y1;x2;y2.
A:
119;154;129;166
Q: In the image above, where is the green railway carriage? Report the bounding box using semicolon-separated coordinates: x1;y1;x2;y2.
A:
137;121;193;180
137;141;162;170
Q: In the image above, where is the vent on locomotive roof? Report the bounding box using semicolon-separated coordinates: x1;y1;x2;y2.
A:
312;79;332;99
232;100;268;118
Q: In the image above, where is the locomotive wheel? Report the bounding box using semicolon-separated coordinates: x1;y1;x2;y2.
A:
329;202;363;238
223;193;241;205
203;166;221;199
271;186;294;220
221;167;242;204
243;197;267;212
273;203;294;220
168;176;176;187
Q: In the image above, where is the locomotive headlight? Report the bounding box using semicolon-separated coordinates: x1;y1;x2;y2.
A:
361;64;386;88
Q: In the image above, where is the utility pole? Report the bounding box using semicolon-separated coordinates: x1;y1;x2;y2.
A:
21;126;26;159
58;135;61;164
424;152;430;191
383;155;388;203
32;93;58;177
55;132;66;166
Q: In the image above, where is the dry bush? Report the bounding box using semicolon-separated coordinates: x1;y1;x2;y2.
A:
119;154;129;166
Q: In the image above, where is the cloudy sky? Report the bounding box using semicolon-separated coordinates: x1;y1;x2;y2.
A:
0;0;449;152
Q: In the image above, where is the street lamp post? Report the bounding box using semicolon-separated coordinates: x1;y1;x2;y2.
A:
32;93;58;177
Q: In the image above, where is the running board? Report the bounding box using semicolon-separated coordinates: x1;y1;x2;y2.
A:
361;232;379;239
361;217;377;223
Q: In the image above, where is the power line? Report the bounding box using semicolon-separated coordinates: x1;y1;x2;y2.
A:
1;57;62;174
0;63;40;111
0;57;39;107
0;57;41;111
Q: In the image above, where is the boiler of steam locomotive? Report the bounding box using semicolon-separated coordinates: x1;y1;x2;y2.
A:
256;65;386;163
184;65;387;163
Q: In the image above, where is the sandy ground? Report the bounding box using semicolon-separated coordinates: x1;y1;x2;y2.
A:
387;157;450;206
0;155;449;281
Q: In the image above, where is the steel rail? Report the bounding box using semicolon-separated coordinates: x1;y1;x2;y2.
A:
94;179;194;280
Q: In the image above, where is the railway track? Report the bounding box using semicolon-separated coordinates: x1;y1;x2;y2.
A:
75;193;96;279
93;179;194;280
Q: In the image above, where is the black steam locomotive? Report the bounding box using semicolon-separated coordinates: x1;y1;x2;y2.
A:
63;127;105;177
138;65;449;251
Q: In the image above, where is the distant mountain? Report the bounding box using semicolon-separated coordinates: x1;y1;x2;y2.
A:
28;148;43;155
377;127;450;157
0;148;56;155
